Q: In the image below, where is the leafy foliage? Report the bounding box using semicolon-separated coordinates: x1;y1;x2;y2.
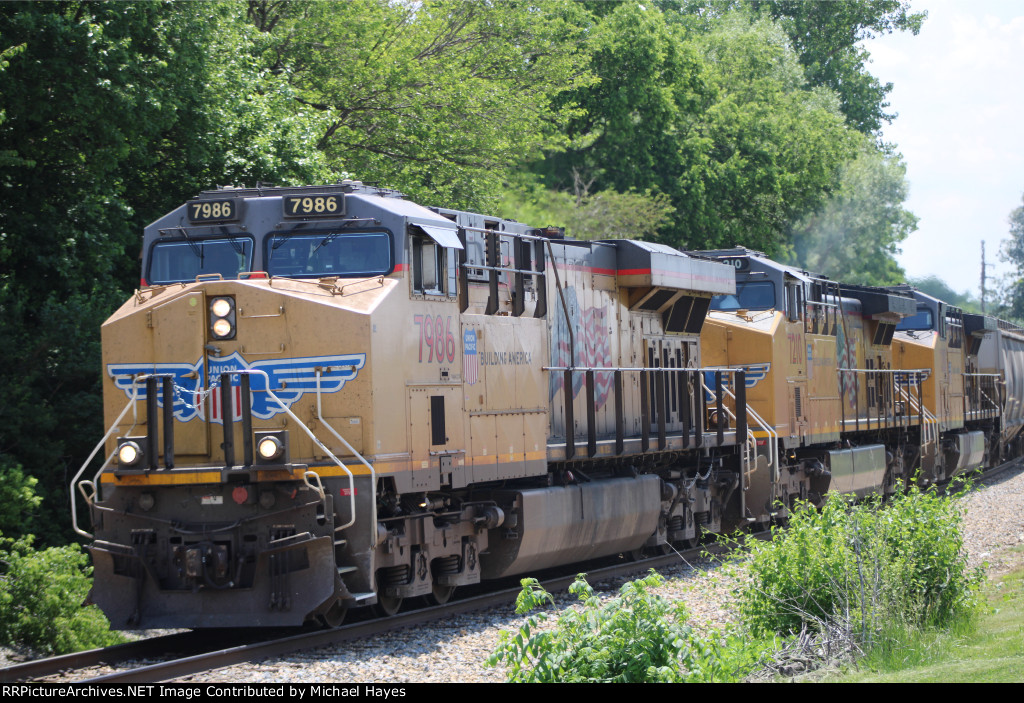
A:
909;275;982;315
0;2;333;541
0;535;124;655
247;0;592;211
497;171;676;241
736;486;983;644
787;141;918;285
536;4;858;255
749;0;927;134
0;457;41;539
998;192;1024;321
487;571;765;683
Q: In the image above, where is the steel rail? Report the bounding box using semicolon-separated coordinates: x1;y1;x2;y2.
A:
19;540;725;683
10;458;1020;684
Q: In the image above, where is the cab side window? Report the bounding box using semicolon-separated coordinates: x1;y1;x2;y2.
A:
412;236;456;297
785;281;803;322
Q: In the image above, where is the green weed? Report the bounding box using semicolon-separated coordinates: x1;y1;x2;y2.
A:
735;484;984;649
487;571;766;683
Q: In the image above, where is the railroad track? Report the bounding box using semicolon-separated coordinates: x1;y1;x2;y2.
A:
7;457;1019;684
1;538;727;684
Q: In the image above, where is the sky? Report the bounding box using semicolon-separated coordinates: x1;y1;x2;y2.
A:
865;0;1024;303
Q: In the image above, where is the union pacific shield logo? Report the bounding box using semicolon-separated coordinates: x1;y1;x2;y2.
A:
107;352;366;424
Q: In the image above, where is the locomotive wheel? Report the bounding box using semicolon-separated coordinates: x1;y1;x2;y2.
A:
680;524;702;550
375;594;403;617
317;600;348;628
427;584;455;606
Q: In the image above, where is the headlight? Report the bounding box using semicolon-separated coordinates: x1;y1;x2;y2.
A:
211;298;233;318
212;318;233;337
116;438;144;467
254;431;289;465
209;296;236;340
257;436;283;460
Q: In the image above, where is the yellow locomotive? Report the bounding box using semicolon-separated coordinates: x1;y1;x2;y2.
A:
699;248;1010;524
73;183;751;628
74;187;1024;630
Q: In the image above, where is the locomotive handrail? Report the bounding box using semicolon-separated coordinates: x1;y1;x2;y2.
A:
699;378;754;514
303;470;326;501
837;366;931;432
70;378;150;538
706;377;779;480
546;364;754;462
896;380;939;449
240;368;358;530
71;370;360;539
315;369;375;542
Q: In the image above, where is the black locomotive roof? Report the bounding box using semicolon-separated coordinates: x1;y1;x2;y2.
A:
839;283;916;318
963;312;998;337
194;181;406;200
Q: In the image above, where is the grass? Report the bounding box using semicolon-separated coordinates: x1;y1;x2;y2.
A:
826;548;1024;682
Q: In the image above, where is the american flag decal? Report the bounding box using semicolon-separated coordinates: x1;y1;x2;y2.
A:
204;382;244;423
464;329;478;385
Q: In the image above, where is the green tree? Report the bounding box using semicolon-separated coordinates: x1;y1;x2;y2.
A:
998;193;1024;320
787;142;917;285
0;457;42;538
908;276;981;314
538;5;857;254
749;1;926;134
246;0;592;211
678;12;858;253
497;172;676;241
0;1;331;542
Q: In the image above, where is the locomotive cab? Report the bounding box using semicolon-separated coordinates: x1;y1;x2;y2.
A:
891;287;990;482
698;247;919;518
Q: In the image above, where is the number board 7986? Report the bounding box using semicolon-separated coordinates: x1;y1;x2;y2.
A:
283;194;346;218
187;199;241;223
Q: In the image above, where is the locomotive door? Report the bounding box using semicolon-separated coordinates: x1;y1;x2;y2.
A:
784;279;808;443
407;385;465;490
150;291;210;458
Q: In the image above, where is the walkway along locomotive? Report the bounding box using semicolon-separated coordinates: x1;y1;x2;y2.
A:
73;183;756;628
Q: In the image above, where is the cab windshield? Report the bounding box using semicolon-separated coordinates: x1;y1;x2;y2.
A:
711;280;776;311
896;306;934;331
266;231;392;278
148;238;252;284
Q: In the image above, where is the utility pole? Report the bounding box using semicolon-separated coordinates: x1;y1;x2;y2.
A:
981;241;995;313
982;241;986;313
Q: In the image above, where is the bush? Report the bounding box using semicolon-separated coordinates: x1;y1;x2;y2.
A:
736;485;983;646
0;535;125;655
0;456;42;540
487;571;765;682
